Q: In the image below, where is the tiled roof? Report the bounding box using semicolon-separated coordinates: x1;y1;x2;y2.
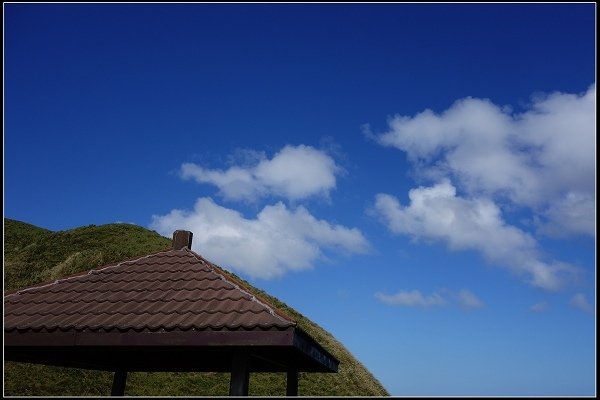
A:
4;248;296;333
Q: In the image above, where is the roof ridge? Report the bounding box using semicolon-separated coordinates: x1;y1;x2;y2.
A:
184;248;297;326
5;247;175;298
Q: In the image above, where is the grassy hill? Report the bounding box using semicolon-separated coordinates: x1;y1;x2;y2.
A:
3;218;389;396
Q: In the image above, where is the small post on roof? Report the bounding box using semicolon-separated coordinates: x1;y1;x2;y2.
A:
229;352;250;396
286;369;299;396
172;230;193;250
110;370;127;396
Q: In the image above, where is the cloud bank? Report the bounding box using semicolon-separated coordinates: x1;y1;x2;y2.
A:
375;85;595;238
373;181;576;290
150;197;369;279
371;85;594;290
180;145;340;202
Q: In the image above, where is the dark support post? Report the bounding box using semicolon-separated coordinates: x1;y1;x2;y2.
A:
229;352;250;396
286;370;298;396
111;370;127;396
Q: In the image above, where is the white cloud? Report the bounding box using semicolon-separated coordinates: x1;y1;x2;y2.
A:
375;85;595;238
457;289;484;309
570;293;593;313
375;290;447;308
369;86;593;290
150;197;369;279
373;180;577;290
375;288;484;310
180;144;340;202
536;193;596;238
529;302;548;313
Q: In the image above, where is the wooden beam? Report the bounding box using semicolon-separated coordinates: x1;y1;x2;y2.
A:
229;352;250;396
110;370;127;396
293;329;339;372
286;369;298;396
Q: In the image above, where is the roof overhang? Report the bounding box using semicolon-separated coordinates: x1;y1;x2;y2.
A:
4;327;339;373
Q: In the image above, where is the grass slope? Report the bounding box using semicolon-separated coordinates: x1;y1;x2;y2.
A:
3;218;389;396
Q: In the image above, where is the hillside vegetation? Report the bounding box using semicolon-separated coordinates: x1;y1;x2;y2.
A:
3;218;389;396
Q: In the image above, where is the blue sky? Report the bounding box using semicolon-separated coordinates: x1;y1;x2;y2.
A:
4;3;596;396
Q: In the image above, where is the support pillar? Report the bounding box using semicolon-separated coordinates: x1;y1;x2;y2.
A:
111;370;127;396
229;352;250;396
286;369;298;396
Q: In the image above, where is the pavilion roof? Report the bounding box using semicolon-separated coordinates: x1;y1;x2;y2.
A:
4;232;339;374
5;248;295;333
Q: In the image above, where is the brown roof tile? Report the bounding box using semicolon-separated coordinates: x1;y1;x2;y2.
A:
4;248;296;333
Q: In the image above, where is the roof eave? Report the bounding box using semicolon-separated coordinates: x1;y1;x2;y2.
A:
4;326;339;373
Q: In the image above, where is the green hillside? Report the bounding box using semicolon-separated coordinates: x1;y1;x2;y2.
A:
3;218;389;396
